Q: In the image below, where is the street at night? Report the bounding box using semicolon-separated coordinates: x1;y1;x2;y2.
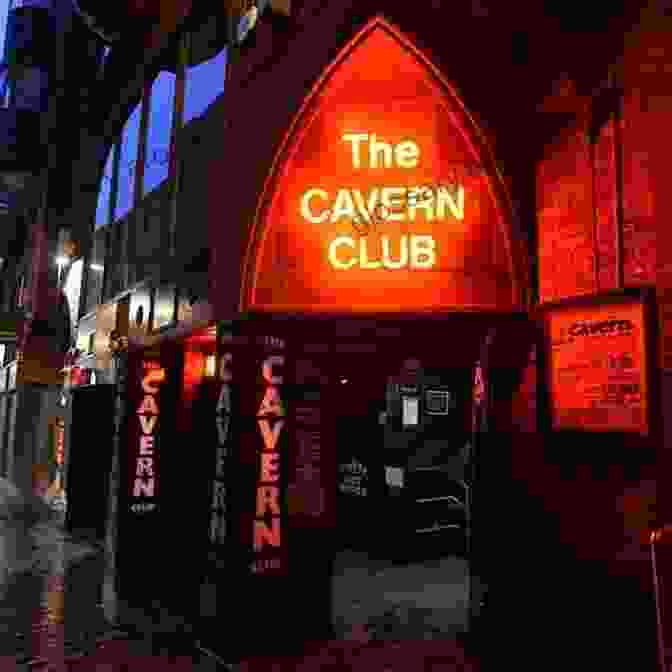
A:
0;1;669;670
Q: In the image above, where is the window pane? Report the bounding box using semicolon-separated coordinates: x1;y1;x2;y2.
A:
95;146;114;230
12;66;47;111
10;1;51;8
184;47;226;124
0;3;9;59
0;64;8;108
63;258;83;329
143;71;175;195
114;102;141;221
85;228;106;314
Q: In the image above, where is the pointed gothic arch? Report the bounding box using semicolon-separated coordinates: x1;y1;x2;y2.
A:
241;15;529;314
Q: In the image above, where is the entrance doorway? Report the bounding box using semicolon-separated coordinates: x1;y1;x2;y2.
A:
324;328;473;640
189;312;531;656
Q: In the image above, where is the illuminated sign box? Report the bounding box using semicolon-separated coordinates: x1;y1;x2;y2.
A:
545;293;653;434
244;20;521;314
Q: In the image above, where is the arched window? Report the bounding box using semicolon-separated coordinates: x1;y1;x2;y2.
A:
184;46;227;124
95;146;114;229
143;70;175;195
0;2;9;66
114;101;141;221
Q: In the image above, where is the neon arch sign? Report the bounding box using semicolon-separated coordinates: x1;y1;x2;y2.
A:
243;16;525;313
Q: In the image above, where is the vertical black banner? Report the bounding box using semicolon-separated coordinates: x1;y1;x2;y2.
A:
228;330;290;578
209;322;337;653
288;355;332;528
207;322;242;571
128;355;165;516
118;345;176;604
286;348;336;642
251;335;289;576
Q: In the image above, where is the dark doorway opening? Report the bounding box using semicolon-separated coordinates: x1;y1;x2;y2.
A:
66;384;115;541
324;331;473;640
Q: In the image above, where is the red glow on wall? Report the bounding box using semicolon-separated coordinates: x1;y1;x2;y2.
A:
182;349;205;404
536;126;596;303
243;18;521;314
184;327;217;346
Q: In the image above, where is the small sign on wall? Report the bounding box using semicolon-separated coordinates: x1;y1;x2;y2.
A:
338;458;368;497
152;285;176;331
545;294;651;434
402;396;419;427
385;466;404;488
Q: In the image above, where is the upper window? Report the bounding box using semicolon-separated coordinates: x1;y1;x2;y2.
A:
0;2;9;63
95;146;114;230
184;47;227;124
0;65;9;108
9;1;51;8
114;102;141;222
12;66;46;111
143;70;175;196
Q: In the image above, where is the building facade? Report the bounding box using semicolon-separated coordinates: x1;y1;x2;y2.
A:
6;0;672;668
0;0;103;506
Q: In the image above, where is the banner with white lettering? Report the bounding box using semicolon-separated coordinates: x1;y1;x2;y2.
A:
206;323;245;571
231;332;290;577
118;346;178;606
128;356;166;515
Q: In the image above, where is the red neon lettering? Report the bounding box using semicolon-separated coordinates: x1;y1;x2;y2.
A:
253;518;281;551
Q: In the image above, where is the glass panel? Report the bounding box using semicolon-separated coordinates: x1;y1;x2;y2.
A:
152;284;176;330
0;65;9;108
6;393;16;475
95;146;114;229
114;102;141;222
10;1;51;8
184;47;227;124
143;71;175;196
63;259;84;328
0;395;8;476
85;229;106;314
0;3;9;59
12;65;46;111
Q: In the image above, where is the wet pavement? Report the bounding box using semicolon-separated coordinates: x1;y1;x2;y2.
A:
0;518;122;668
0;510;477;671
0;515;231;671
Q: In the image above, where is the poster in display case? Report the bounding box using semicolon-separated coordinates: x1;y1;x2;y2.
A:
544;290;656;435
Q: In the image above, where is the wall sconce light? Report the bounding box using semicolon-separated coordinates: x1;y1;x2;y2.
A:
205;354;217;378
62;239;79;258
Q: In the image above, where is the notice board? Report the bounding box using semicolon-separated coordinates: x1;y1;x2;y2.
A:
545;295;651;434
